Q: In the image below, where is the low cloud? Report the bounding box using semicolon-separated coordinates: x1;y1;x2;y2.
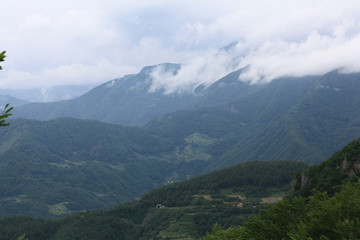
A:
0;61;137;89
149;0;360;92
149;49;237;94
1;0;360;90
239;29;360;84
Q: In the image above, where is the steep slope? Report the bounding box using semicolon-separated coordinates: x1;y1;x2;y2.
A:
217;71;360;168
0;160;307;240
147;71;360;170
204;137;360;240
13;65;258;126
291;137;360;197
0;118;206;217
146;75;323;168
4;70;360;217
190;68;262;108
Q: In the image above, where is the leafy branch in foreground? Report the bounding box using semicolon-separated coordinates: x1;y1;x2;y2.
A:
0;51;5;70
0;104;13;126
0;50;13;126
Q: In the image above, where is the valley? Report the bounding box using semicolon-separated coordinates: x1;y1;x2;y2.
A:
0;69;360;219
3;2;360;239
0;160;307;239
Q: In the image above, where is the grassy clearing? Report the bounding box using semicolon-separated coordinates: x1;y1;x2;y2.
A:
49;202;70;216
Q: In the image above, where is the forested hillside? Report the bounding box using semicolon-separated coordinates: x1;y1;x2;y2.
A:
3;1;360;239
0;118;206;217
2;71;360;218
146;71;360;168
0;160;307;240
204;137;360;239
12;70;360;168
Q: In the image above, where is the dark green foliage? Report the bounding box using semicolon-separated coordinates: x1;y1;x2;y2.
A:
204;182;360;240
292;137;360;197
204;137;360;240
140;160;308;207
0;118;205;217
0;51;5;70
0;104;13;126
0;160;305;239
0;51;13;126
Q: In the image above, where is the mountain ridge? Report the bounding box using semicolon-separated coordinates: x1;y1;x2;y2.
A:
12;65;258;125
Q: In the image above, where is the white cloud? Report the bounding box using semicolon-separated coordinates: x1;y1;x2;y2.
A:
1;0;360;90
239;23;360;83
149;49;237;94
0;61;137;89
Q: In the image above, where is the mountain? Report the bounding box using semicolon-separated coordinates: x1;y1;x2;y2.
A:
13;66;360;167
13;65;259;126
0;160;307;240
0;85;93;103
145;71;360;169
0;118;207;217
2;70;360;217
0;95;28;107
218;71;360;166
2;137;359;240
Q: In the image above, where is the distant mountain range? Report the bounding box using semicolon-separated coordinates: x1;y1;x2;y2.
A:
0;85;93;103
13;64;259;126
0;95;28;107
1;63;360;218
145;70;360;167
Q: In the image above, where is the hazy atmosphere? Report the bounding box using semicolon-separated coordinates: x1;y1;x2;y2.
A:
2;0;360;91
2;1;360;239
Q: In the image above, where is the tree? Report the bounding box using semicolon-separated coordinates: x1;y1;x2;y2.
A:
0;50;13;126
0;51;5;70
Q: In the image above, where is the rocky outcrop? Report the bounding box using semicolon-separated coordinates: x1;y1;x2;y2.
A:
301;172;309;189
336;157;360;178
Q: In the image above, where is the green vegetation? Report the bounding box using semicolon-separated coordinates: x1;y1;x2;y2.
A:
0;51;13;126
0;118;205;217
2;71;360;218
292;137;360;197
146;72;360;170
0;51;6;70
4;135;359;240
204;182;360;240
0;160;306;239
1;65;360;238
0;104;13;127
204;137;360;239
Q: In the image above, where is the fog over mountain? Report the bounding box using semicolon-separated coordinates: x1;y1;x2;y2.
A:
1;0;360;91
0;85;94;102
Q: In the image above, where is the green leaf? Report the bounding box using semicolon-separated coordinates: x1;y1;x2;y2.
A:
0;103;13;126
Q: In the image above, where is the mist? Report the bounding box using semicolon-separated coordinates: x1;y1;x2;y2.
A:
1;0;360;90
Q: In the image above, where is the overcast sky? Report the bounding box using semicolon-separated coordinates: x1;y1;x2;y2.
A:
1;0;360;91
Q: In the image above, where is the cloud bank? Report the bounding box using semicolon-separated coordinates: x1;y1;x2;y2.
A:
1;0;360;90
149;0;360;93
